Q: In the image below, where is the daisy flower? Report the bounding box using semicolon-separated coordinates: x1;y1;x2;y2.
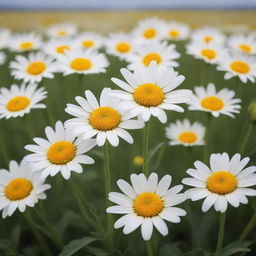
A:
0;160;51;218
126;41;180;70
163;21;190;41
8;32;42;52
0;83;47;119
110;61;191;123
104;32;134;60
24;121;96;180
132;17;166;42
10;52;56;83
65;88;144;147
190;26;226;45
74;32;104;51
46;22;77;38
217;51;256;83
188;83;241;118
0;52;6;65
186;42;224;64
107;172;187;240
227;34;256;55
43;38;77;59
182;153;256;213
165;119;205;147
57;48;109;75
0;28;10;49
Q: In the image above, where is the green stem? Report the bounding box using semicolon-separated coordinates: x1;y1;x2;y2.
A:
143;122;150;176
240;211;256;240
33;208;63;249
24;211;53;256
203;113;211;163
146;240;154;256
0;121;9;166
23;115;34;140
216;212;226;255
103;141;114;250
239;123;253;154
70;178;101;231
153;143;166;169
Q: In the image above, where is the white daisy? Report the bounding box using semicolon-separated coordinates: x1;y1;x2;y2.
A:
182;153;256;213
0;52;6;65
190;26;226;45
132;17;166;42
186;42;224;64
43;38;77;59
126;41;180;71
8;32;42;52
227;34;256;55
57;48;109;75
74;31;104;51
163;21;190;41
0;28;11;49
110;61;191;123
104;32;134;60
10;52;56;83
106;172;187;241
46;22;77;38
188;83;241;118
65;88;144;147
165;119;205;147
0;160;51;218
24;121;96;180
217;51;256;83
0;83;47;119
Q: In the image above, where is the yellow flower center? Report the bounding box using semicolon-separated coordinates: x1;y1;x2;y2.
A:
57;30;67;36
26;61;46;75
6;96;30;112
134;192;163;217
201;96;224;111
201;49;217;60
89;107;121;131
239;44;252;53
56;45;70;54
70;58;92;71
178;131;197;144
134;83;165;107
82;40;95;48
230;61;250;74
207;171;237;195
169;30;180;38
115;42;131;53
19;42;33;50
143;28;156;39
204;36;213;43
143;53;162;66
133;156;144;166
47;141;76;165
5;178;33;201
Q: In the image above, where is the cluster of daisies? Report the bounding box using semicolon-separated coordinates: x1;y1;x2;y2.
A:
0;17;256;244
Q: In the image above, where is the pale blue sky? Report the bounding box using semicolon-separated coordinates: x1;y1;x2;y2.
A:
0;0;256;10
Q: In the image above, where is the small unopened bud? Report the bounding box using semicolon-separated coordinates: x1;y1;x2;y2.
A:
248;101;256;123
133;156;144;166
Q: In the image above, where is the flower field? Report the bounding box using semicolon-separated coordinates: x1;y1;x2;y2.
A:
0;17;256;256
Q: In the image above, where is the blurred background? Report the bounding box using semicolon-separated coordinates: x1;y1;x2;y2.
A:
0;0;255;32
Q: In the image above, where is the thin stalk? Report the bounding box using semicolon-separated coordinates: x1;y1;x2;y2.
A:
33;208;63;249
240;211;256;240
24;211;53;256
153;143;166;169
216;212;226;255
103;141;114;250
203;113;211;163
0;121;9;166
143;121;150;176
146;240;154;256
239;123;253;154
23;115;34;140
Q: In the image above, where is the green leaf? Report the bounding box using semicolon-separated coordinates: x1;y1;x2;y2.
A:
219;240;252;256
186;248;212;256
159;243;185;256
86;246;109;256
59;237;99;256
